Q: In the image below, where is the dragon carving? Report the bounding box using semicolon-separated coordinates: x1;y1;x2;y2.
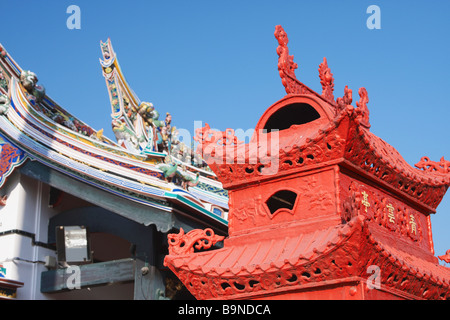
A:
157;157;200;190
415;156;450;174
167;228;224;256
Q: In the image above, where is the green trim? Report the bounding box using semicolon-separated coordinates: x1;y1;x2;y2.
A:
163;191;228;225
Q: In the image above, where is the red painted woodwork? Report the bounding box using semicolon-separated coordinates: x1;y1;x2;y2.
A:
164;25;450;300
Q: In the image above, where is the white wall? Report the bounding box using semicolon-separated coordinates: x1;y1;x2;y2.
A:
0;171;136;300
0;172;59;299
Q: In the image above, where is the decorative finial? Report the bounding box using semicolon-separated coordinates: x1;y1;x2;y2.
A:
274;25;299;94
356;87;371;129
274;25;298;78
318;57;335;102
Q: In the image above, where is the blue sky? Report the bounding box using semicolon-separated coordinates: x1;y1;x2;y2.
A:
2;1;450;261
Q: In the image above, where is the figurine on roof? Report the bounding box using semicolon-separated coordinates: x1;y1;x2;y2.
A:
0;94;10;115
20;70;45;103
138;102;171;153
123;97;136;123
139;104;177;154
157;156;200;190
156;112;174;153
0;69;8;91
112;119;140;150
49;112;77;131
73;119;95;137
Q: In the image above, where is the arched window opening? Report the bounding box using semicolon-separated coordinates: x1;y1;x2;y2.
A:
263;103;320;133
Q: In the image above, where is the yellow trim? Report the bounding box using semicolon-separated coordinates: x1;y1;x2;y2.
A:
113;58;139;106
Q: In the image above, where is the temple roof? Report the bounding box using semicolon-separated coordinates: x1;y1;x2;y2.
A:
164;216;450;300
0;42;228;232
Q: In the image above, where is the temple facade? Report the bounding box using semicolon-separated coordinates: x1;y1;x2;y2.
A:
0;40;228;299
164;26;450;300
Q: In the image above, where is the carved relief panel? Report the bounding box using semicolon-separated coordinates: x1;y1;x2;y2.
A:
339;173;432;254
228;168;338;236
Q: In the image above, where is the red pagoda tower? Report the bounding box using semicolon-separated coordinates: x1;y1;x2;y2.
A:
164;25;450;300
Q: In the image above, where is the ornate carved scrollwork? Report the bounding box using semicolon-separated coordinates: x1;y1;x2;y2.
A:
167;228;225;256
193;123;243;165
415;156;450;174
0;140;27;188
439;250;450;263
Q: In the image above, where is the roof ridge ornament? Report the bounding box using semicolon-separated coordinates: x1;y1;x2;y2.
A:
274;25;302;95
19;70;46;104
318;57;335;102
274;25;297;78
356;87;371;129
274;26;337;109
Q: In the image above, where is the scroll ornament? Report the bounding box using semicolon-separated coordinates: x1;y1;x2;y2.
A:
167;228;225;256
415;156;450;174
